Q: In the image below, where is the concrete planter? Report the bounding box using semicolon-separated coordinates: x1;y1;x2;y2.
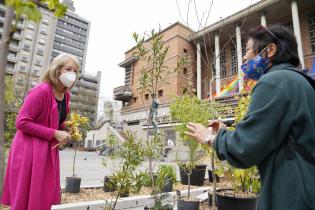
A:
52;187;211;210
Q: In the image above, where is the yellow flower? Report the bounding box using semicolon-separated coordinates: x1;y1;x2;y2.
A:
65;112;89;141
79;116;89;124
72;132;82;141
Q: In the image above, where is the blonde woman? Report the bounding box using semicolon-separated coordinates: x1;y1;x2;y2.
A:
1;53;80;210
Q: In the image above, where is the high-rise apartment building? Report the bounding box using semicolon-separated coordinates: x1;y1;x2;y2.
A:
50;0;89;73
50;0;99;126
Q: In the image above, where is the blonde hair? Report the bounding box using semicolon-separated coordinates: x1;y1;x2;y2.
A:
42;53;80;91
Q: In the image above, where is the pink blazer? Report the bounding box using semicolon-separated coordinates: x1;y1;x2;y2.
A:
1;82;70;210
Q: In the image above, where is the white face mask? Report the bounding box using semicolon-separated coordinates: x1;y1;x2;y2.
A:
59;72;77;88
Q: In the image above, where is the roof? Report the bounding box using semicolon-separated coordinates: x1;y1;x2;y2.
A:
190;0;279;41
124;21;194;54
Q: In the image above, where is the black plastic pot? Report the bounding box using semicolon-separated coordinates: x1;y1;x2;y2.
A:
177;199;200;210
208;170;220;183
153;174;173;192
161;179;173;192
208;191;217;207
103;176;115;192
179;165;206;186
119;190;129;198
65;177;81;193
216;189;258;210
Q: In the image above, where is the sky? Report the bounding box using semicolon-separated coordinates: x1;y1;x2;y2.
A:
73;0;260;103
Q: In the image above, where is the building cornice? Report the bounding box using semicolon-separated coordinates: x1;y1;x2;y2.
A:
190;0;279;41
123;22;194;55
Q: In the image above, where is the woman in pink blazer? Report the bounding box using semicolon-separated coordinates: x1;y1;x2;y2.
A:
1;53;80;210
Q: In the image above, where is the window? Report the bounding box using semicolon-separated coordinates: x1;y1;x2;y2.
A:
164;130;176;145
25;33;32;40
231;43;238;75
21;55;28;62
127;120;140;126
35;59;42;66
220;50;226;78
183;68;187;75
158;90;163;97
33;69;40;76
37;49;44;56
241;39;246;57
133;97;137;102
212;60;216;78
38;38;45;45
27;23;35;30
40;28;47;35
16;78;24;84
145;94;149;100
42;19;49;25
308;12;315;53
125;66;132;86
19;66;26;72
23;44;30;51
183;48;188;54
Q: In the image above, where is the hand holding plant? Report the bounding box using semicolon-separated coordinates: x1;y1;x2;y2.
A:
52;112;90;149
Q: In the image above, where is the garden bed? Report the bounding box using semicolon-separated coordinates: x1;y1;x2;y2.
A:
0;181;231;210
61;180;231;204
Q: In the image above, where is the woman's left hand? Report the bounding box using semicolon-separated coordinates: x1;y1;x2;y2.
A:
185;122;215;145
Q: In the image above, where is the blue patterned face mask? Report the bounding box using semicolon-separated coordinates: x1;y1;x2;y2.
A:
241;48;270;81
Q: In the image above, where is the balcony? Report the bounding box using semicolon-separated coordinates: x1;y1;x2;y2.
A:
12;32;21;40
113;85;132;102
7;55;17;63
9;44;19;52
5;67;15;75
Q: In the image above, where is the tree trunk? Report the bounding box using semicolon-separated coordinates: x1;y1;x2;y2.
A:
0;6;14;197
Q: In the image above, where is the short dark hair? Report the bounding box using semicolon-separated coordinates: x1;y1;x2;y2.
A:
247;24;300;67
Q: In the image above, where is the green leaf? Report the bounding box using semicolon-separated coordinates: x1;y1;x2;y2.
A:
15;1;41;22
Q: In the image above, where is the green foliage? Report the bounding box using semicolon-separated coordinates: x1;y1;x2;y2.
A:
170;95;213;167
5;76;15;105
4;76;18;149
4;112;17;149
156;165;177;186
5;0;67;23
222;82;260;194
143;132;164;161
106;131;148;210
170;95;213;199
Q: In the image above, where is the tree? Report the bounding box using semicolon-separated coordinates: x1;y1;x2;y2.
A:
132;29;189;208
0;0;67;197
4;76;18;150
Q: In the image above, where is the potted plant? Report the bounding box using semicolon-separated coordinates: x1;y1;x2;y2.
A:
62;112;90;193
170;94;213;210
155;164;177;193
102;134;118;192
214;79;260;210
132;29;189;210
105;131;148;210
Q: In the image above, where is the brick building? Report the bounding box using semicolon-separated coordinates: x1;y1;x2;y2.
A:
114;0;315;153
114;22;195;149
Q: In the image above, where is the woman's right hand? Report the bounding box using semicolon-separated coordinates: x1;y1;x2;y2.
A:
54;130;71;145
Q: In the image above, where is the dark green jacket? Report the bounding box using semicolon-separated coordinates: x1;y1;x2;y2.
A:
214;63;315;210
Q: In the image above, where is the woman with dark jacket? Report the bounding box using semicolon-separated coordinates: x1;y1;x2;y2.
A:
186;25;315;210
